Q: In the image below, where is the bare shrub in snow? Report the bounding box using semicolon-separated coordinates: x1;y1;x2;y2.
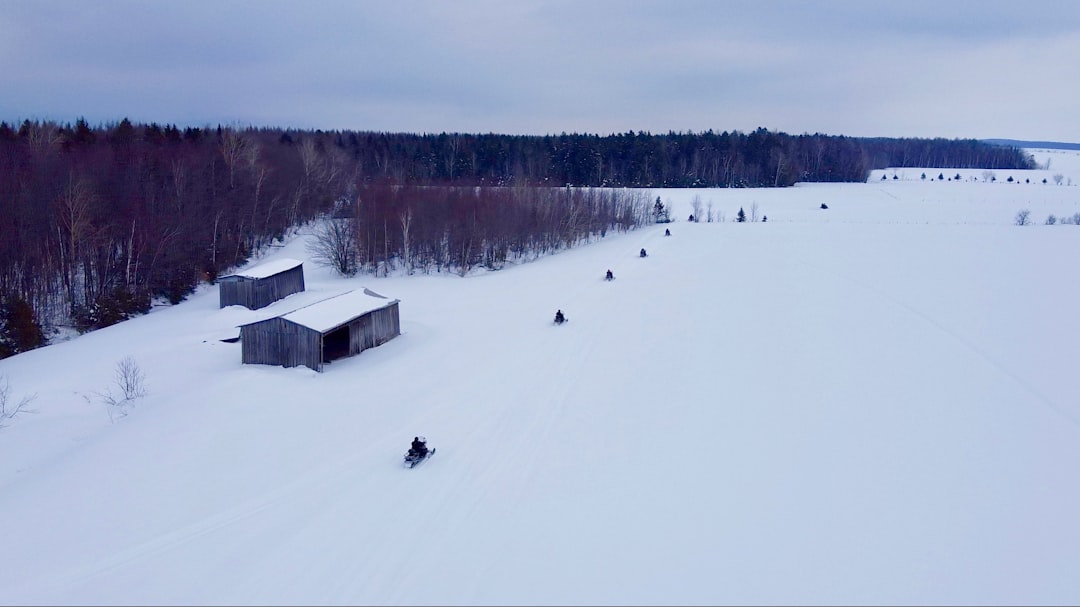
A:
91;356;148;422
1014;209;1031;226
115;356;147;401
1046;214;1057;225
0;374;37;429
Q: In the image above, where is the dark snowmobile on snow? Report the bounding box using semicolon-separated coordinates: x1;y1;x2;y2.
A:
404;436;435;468
605;269;614;281
554;309;567;325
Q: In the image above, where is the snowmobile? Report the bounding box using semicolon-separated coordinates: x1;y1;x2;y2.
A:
605;270;614;281
404;436;436;468
554;310;568;325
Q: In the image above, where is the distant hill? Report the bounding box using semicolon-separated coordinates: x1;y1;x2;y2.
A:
983;138;1080;151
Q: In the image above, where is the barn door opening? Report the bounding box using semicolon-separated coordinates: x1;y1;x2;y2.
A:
323;325;350;363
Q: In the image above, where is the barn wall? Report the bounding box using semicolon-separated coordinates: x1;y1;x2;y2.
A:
253;265;306;309
371;302;401;347
347;302;401;356
241;317;322;371
220;265;306;309
218;277;247;308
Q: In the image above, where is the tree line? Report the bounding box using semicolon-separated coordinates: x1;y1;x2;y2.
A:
308;183;650;278
0;118;1032;357
336;127;1033;187
0;119;352;356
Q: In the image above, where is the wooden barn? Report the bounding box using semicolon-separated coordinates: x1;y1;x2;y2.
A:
219;258;305;310
239;288;401;372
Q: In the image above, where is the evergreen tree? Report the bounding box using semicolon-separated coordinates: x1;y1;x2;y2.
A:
736;207;747;223
653;196;671;223
0;298;45;359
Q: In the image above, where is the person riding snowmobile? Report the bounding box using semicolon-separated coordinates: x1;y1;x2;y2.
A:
554;309;566;324
605;269;614;280
409;436;428;458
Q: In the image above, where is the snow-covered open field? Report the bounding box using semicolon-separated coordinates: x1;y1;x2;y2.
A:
1;149;1079;605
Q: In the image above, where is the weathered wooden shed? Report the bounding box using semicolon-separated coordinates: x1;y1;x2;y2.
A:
219;258;305;309
239;288;401;372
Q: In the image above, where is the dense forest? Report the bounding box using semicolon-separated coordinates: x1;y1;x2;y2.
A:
337;128;1033;187
0;118;1032;357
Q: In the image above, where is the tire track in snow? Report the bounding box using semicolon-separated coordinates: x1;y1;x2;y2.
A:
389;228;668;590
793;257;1079;428
20;448;374;596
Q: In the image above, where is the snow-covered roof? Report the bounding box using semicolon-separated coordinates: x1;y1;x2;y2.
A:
276;288;397;333
223;258;303;280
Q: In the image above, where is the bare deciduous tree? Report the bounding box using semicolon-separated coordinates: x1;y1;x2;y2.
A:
399;208;414;274
1015;209;1031;226
220;131;249;189
307;217;358;276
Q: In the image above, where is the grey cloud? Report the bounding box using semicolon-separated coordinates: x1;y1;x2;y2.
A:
2;0;1078;140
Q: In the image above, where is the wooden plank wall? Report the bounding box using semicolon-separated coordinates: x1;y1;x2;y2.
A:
220;265;306;309
241;317;322;370
241;301;400;372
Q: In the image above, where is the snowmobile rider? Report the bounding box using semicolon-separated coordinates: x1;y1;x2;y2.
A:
554;309;565;324
410;436;428;458
640;248;647;257
605;269;614;280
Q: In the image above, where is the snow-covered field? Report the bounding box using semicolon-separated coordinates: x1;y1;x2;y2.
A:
1;150;1079;606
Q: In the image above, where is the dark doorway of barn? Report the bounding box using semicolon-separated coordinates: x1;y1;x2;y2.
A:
323;325;350;363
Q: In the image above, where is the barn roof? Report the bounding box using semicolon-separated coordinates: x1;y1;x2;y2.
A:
223;258;303;280
275;288;397;333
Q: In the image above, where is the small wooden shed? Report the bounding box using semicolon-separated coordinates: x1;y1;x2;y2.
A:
239;288;401;372
219;258;305;310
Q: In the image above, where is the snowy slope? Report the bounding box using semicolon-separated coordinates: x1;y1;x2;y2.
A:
1;173;1079;605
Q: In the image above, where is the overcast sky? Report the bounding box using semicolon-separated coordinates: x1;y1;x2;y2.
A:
2;0;1078;141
